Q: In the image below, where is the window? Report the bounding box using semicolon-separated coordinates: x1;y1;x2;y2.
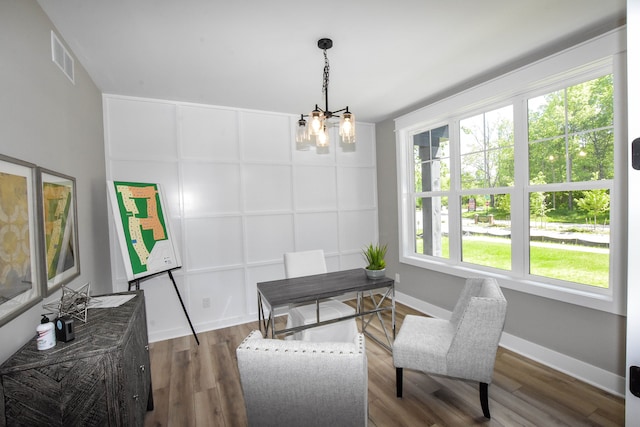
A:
395;30;624;314
527;76;613;288
413;125;449;259
459;106;514;271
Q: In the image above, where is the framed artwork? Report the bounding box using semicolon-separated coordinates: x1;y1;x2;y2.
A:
0;154;42;327
37;168;80;296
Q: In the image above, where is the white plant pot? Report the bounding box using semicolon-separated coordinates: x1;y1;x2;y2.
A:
365;268;386;279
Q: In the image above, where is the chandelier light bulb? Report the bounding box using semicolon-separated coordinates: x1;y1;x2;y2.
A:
316;126;329;147
309;108;324;136
342;118;352;133
340;110;355;144
296;116;309;142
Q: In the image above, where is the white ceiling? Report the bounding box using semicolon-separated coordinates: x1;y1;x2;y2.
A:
37;0;625;123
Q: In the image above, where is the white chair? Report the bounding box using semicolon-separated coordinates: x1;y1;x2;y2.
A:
237;330;368;427
284;250;358;342
393;277;507;419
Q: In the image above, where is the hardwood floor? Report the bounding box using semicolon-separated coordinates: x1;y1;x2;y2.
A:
143;301;624;426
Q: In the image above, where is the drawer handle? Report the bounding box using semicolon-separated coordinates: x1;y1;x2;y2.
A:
139;365;145;372
145;345;149;351
133;394;139;401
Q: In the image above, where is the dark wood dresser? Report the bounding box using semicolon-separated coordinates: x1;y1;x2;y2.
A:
0;291;153;426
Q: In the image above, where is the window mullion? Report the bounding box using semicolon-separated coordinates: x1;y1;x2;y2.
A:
448;120;462;262
512;96;529;277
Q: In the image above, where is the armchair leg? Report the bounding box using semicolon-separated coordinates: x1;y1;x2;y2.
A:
396;368;403;398
479;382;490;419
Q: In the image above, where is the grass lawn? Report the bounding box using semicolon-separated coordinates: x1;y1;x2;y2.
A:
529;245;609;287
416;236;609;288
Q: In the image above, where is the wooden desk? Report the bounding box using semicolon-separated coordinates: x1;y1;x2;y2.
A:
257;268;395;351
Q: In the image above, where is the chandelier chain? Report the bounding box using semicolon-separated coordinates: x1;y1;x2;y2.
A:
322;49;330;99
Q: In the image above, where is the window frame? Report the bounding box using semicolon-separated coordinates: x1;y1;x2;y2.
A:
395;28;626;315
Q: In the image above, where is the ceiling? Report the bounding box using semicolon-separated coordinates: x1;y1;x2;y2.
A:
37;1;626;123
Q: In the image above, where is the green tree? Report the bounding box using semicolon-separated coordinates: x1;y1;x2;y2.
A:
567;76;614;181
527;75;614;208
460;106;514;194
530;172;552;227
494;186;512;216
575;189;610;230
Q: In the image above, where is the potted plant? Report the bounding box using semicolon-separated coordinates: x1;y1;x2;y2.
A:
362;243;387;279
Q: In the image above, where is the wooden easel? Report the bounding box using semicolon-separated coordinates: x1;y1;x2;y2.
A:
128;267;200;345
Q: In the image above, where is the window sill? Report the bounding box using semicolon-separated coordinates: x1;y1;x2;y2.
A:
400;254;624;316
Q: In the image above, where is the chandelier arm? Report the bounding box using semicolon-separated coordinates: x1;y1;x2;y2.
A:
331;107;349;115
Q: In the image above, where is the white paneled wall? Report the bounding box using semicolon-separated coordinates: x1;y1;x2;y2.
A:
103;95;378;342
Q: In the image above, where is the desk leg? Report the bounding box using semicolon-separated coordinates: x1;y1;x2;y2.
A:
271;314;275;339
258;292;274;338
392;282;396;340
258;292;266;337
357;291;363;332
371;290;392;346
359;285;395;352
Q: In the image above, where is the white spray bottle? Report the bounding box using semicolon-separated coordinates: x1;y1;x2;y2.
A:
36;314;56;350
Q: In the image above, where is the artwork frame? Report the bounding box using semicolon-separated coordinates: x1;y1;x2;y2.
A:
0;154;42;327
37;168;80;296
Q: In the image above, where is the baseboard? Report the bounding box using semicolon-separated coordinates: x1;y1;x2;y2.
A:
148;313;257;343
396;290;625;397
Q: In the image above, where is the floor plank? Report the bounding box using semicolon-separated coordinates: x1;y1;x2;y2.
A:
144;300;624;426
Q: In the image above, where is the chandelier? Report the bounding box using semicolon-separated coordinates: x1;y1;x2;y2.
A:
296;38;356;153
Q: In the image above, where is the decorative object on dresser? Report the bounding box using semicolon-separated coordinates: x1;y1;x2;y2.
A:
0;291;153;426
42;282;93;323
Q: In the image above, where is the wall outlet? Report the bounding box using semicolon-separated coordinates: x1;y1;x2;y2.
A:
395;273;400;283
202;297;211;309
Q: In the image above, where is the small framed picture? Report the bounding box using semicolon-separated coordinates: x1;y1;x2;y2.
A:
37;168;80;296
0;154;42;327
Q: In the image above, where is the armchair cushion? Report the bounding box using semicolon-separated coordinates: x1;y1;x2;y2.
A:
392;316;454;375
237;330;368;427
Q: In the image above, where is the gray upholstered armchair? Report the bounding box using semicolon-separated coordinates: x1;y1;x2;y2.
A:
236;330;368;427
393;277;507;419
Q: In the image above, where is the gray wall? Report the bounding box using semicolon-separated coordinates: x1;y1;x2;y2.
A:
0;0;110;363
375;112;625;378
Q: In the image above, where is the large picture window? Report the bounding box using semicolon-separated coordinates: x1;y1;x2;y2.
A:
395;30;624;313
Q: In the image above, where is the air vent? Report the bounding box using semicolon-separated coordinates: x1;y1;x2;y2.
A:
51;31;74;84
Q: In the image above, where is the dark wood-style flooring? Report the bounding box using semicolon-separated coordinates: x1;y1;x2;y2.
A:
143;300;624;426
